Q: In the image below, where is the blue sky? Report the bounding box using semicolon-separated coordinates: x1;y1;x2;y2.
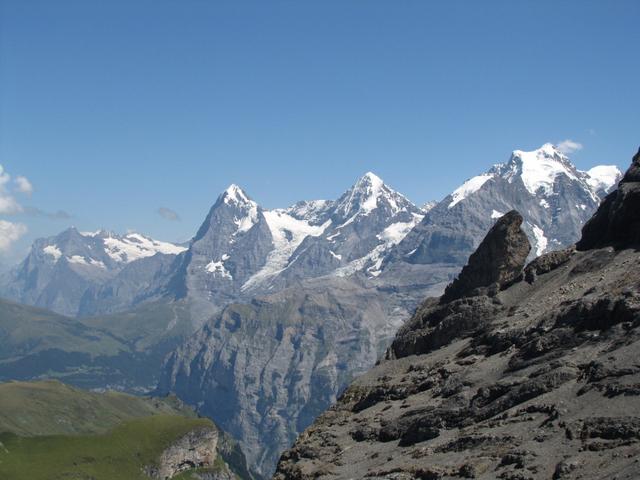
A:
0;0;638;264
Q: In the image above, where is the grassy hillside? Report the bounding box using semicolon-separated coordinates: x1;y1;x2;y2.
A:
82;299;194;352
0;379;193;436
0;298;125;361
0;298;194;392
0;415;213;480
0;380;252;480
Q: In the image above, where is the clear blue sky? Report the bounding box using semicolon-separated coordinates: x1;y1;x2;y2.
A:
0;0;638;264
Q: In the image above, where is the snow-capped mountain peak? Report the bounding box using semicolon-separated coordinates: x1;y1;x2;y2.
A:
222;183;255;207
409;143;624;267
507;144;579;196
334;172;412;220
344;171;386;213
358;171;384;186
210;184;261;235
586;165;622;194
444;143;621;208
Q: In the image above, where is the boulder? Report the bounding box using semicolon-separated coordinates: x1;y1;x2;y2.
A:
441;210;531;303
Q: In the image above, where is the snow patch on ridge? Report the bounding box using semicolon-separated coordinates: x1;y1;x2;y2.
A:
329;251;342;261
334;213;424;278
421;201;437;213
241;210;331;290
104;233;187;263
234;207;259;234
206;260;232;279
448;174;493;208
285;200;333;224
585;165;622;193
531;224;548;257
67;255;106;269
43;245;62;261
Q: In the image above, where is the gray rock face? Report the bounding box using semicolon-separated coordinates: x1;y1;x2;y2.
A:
578;147;640;250
146;424;254;480
146;426;221;479
280;172;424;280
273;152;640;480
239;172;425;292
167;185;274;318
524;246;574;284
163;174;427;327
157;276;432;478
441;210;530;303
78;251;180;316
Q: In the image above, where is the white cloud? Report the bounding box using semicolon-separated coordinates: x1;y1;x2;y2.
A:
557;139;583;155
0;165;23;214
0;195;22;215
0;166;10;188
0;220;27;252
14;176;33;196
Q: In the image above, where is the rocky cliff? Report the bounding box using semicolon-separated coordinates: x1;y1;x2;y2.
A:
274;148;640;480
146;424;252;480
157;276;433;478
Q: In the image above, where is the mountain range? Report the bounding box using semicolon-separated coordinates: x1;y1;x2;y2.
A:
1;144;620;321
0;143;623;477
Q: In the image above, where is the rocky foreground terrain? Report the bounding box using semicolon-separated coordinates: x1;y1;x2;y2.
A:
274;148;640;480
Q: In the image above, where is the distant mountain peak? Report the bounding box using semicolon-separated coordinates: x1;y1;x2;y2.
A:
506;143;579;195
335;171;414;220
446;143;613;210
221;184;255;207
526;142;565;156
586;165;622;193
358;171;384;185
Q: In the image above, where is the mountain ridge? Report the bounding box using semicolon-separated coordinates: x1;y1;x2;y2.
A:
2;146;620;320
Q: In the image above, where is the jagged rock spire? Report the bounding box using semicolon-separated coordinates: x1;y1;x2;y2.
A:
440;210;531;303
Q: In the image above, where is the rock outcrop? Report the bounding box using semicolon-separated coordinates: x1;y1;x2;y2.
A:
273;148;640;480
146;427;220;479
146;424;253;480
577;147;640;250
441;210;530;303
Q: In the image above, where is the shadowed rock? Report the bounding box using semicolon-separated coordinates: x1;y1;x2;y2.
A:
440;210;531;303
578;147;640;250
524;247;575;283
